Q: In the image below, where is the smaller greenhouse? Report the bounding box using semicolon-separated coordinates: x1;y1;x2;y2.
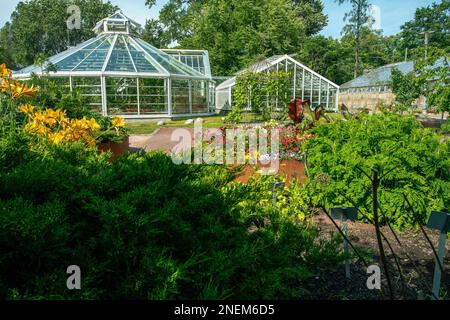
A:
13;11;215;118
215;55;340;112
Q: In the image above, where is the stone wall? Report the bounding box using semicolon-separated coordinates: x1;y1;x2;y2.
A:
339;91;425;112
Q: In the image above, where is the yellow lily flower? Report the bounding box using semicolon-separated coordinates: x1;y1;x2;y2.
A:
19;104;35;115
88;118;100;131
10;81;38;99
0;64;12;79
112;116;125;128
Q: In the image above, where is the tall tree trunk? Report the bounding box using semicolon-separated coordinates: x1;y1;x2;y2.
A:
354;37;360;78
354;1;362;78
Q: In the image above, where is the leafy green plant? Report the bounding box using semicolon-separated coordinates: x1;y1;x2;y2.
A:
231;71;290;121
390;68;422;113
0;133;345;300
304;112;450;230
414;48;450;119
440;120;450;135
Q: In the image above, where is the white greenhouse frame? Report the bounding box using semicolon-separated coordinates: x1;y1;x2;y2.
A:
13;11;215;119
215;55;340;112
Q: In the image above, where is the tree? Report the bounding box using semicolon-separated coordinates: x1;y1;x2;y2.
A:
145;0;328;75
390;68;422;113
0;0;118;68
0;23;14;68
400;0;450;56
291;0;328;36
415;47;450;118
142;19;171;49
296;36;354;85
336;0;370;78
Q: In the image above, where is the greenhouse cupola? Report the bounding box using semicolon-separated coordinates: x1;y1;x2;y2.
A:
92;10;143;35
14;11;215;118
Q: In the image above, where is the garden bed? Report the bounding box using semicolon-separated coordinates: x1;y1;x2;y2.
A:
234;159;307;186
309;211;450;300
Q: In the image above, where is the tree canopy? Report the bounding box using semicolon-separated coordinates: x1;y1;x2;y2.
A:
0;0;448;87
144;0;328;76
399;0;450;55
0;0;117;69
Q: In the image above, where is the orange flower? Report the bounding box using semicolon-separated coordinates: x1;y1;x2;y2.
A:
0;63;12;79
10;81;38;99
19;104;35;115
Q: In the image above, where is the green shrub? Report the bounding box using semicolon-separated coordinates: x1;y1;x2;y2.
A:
0;135;344;300
440;120;450;134
304;112;450;229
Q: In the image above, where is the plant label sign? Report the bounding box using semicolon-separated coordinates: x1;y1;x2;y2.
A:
427;211;450;233
331;207;357;279
331;207;358;221
427;211;449;300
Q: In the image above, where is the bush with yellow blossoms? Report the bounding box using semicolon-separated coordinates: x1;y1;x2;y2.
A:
1;63;38;100
20;105;126;147
1;63;39;131
1;63;126;146
20;105;102;147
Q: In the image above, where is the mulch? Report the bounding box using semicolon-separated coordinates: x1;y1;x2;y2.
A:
303;211;450;300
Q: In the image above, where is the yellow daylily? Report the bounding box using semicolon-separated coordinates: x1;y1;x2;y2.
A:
0;78;11;93
88;118;101;131
0;63;12;79
23;106;106;147
19;104;35;115
10;81;38;99
112;116;125;128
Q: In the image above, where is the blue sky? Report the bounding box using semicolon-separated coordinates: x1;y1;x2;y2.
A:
0;0;439;38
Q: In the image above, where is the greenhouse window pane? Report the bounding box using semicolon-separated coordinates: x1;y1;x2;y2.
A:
125;37;160;73
106;77;138;115
106;36;136;72
72;77;102;114
139;78;168;114
73;37;113;71
191;80;208;113
136;39;204;77
56;50;93;71
172;79;190;114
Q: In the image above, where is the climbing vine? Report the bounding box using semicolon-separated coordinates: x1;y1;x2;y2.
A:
229;71;291;121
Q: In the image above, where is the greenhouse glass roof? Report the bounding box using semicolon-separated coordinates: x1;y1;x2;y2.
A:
340;61;415;89
161;49;212;77
15;11;208;79
216;55;339;91
340;58;447;89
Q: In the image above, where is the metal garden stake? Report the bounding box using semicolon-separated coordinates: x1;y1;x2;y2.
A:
271;182;285;215
427;211;450;300
331;207;358;278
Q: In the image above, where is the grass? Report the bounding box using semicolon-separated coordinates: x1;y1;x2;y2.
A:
125;116;227;134
125;113;345;134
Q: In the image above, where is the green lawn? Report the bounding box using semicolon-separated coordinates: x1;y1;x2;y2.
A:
125;113;344;134
125;116;227;134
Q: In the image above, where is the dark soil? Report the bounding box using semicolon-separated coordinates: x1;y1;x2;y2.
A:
304;211;450;300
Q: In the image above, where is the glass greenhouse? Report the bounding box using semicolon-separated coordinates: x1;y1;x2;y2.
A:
14;11;214;118
215;55;340;112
